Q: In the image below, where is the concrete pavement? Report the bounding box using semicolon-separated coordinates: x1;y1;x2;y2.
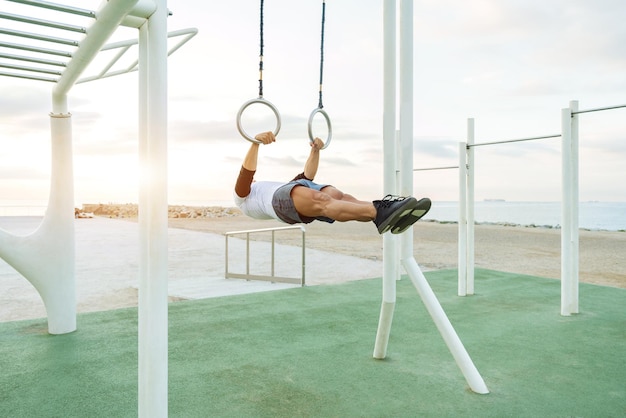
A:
0;216;383;322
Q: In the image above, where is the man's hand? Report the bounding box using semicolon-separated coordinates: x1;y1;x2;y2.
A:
310;137;324;150
254;131;276;145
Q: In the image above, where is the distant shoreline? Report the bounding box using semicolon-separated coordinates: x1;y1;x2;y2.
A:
73;203;625;233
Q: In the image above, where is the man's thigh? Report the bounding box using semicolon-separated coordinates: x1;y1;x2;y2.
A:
291;185;329;217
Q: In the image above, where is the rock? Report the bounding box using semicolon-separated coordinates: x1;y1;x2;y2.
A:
80;203;242;220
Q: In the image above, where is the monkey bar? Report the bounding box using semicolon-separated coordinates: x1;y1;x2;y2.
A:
0;1;197;416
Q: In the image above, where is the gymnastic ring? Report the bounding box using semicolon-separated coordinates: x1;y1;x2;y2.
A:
236;97;282;144
307;107;332;149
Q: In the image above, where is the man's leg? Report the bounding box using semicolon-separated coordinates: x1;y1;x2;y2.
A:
291;186;375;222
319;185;372;206
291;185;431;234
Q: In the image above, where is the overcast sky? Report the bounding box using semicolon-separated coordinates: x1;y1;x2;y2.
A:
0;0;624;207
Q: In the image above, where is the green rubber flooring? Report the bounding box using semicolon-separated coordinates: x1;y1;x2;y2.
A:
1;269;624;417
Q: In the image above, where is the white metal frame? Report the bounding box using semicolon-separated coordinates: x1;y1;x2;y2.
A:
0;1;197;416
224;225;306;286
373;0;489;395
458;102;626;316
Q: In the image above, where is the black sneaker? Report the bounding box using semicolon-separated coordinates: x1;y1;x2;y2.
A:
389;197;431;234
373;195;419;234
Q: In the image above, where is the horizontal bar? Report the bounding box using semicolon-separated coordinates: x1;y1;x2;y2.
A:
77;28;198;84
468;134;561;148
413;165;459;172
163;28;199;56
0;70;56;82
77;67;138;84
225;225;306;236
0;62;62;75
225;272;301;285
53;0;141;98
99;27;197;53
0;40;72;57
0;12;86;33
572;104;626;115
0;28;78;46
5;0;95;18
0;51;66;66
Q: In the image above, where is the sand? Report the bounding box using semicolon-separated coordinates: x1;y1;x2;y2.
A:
168;213;626;289
1;212;624;323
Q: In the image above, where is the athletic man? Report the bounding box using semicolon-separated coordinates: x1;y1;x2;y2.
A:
234;131;431;234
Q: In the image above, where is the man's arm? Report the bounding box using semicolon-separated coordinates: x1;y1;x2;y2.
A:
303;137;324;180
242;143;260;171
235;132;276;197
242;132;276;171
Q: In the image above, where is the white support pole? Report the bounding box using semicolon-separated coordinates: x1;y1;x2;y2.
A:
569;100;579;314
42;102;76;334
404;0;487;391
458;141;468;296
561;101;580;316
403;257;489;394
373;0;398;360
137;19;150;417
399;0;414;261
561;106;574;316
374;0;488;394
138;0;168;416
0;0;142;337
466;119;475;295
0;97;77;334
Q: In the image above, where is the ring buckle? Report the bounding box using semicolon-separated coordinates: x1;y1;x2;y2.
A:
236;97;282;144
307;107;332;149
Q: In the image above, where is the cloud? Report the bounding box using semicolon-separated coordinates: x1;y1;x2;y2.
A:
0;85;52;136
0;85;50;116
414;136;459;160
322;156;359;168
0;166;47;180
582;131;626;153
74;137;137;157
265;155;301;169
2;0;624;205
169;119;235;144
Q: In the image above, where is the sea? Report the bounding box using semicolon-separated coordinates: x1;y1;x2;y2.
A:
0;200;624;232
423;201;626;232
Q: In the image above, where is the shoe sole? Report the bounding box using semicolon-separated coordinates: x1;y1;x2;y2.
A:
377;197;419;234
390;198;432;234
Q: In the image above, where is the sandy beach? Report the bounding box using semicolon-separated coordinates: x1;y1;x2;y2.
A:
1;209;624;323
167;210;626;289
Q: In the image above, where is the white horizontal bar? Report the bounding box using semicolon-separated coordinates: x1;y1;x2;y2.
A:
0;40;71;57
413;165;459;172
54;0;140;97
572;104;626;115
0;51;66;66
165;28;198;55
0;62;62;75
225;272;302;285
76;28;198;84
0;70;56;82
0;11;86;33
225;225;306;236
99;28;198;51
129;0;157;18
5;0;95;18
469;134;561;148
0;27;78;46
